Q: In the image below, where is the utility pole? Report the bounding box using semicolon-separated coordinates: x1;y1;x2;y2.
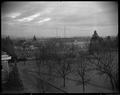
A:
64;26;66;38
94;9;97;31
56;27;58;38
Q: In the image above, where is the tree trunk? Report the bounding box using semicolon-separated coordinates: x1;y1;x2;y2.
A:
48;62;52;80
112;74;119;91
24;61;25;65
109;75;115;91
41;83;45;93
38;61;41;76
37;79;45;93
82;77;85;93
111;76;119;91
114;79;119;91
63;75;66;88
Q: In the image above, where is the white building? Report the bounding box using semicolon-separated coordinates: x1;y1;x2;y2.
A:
1;51;12;83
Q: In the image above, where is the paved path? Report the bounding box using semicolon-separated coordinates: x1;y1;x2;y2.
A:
9;61;116;93
17;62;66;93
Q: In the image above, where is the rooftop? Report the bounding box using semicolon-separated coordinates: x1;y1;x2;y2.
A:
1;51;12;61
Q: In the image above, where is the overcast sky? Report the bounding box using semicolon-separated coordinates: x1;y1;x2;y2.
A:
1;1;118;38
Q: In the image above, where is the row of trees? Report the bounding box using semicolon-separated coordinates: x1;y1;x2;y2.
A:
1;36;17;59
6;31;117;92
35;40;72;88
88;31;119;91
34;39;91;92
34;31;118;92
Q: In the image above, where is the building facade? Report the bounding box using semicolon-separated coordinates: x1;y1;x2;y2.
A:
1;51;12;84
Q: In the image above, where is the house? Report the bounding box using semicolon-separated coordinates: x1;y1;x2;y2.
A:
1;51;12;84
2;51;12;72
73;40;89;51
15;44;38;59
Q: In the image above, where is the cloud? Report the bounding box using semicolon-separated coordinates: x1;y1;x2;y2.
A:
17;13;40;22
6;12;21;18
37;17;51;23
1;2;118;37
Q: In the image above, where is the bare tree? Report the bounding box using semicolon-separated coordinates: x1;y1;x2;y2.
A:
75;52;90;93
22;45;27;65
55;43;73;88
35;40;58;89
56;59;71;88
88;32;119;92
88;50;118;91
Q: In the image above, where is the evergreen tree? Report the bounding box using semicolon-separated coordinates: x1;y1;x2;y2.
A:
115;34;118;48
89;30;103;54
104;36;112;51
2;36;17;59
33;35;37;41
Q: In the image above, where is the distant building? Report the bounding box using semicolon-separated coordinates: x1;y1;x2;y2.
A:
2;51;12;72
1;51;12;84
72;40;89;51
29;45;38;50
15;43;38;59
24;45;38;59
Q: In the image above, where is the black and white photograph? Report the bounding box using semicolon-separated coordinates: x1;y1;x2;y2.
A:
1;1;119;93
